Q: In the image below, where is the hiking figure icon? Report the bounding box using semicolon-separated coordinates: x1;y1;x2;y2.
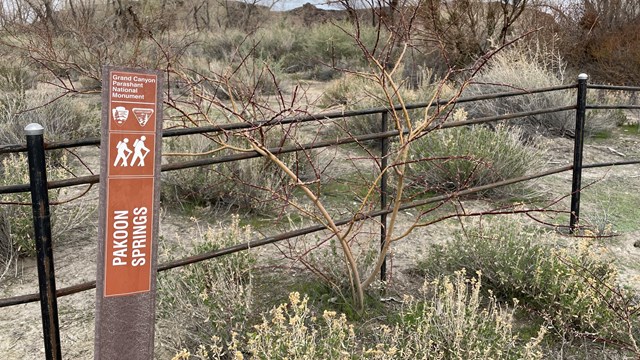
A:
131;136;150;167
114;138;132;167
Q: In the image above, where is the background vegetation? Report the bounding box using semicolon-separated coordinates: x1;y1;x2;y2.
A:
0;0;639;359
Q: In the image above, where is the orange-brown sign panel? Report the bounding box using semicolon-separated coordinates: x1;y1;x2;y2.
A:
104;177;154;296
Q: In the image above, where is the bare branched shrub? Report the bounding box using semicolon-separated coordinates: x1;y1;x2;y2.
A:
416;0;529;72
556;0;640;84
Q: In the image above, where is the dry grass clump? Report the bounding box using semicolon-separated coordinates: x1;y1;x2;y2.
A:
418;219;640;355
407;121;541;198
0;207;12;279
375;270;546;359
0;154;94;266
0;89;99;145
463;45;617;138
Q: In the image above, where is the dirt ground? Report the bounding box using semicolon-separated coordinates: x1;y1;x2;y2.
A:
1;114;640;359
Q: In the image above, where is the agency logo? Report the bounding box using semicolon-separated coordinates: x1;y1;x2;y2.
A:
112;106;129;126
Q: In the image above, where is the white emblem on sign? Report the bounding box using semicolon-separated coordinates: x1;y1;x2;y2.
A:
132;108;154;127
114;138;132;167
112;106;129;126
131;136;150;167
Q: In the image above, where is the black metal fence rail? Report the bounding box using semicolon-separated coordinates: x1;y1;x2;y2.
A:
0;104;578;196
1;76;640;357
589;84;640;92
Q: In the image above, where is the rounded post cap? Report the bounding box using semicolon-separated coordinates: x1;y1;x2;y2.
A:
578;73;588;80
24;123;44;136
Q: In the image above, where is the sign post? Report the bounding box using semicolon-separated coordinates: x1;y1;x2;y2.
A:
95;67;163;359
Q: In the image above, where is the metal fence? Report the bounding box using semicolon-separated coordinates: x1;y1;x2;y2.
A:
1;74;640;356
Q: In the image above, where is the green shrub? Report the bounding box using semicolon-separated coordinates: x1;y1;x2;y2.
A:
418;219;640;349
198;29;249;61
156;215;256;357
407;123;540;198
0;63;37;92
252;23;300;66
284;21;384;74
161;128;317;214
178;274;545;359
321;72;448;144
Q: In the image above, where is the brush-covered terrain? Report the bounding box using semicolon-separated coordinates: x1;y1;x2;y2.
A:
1;0;640;359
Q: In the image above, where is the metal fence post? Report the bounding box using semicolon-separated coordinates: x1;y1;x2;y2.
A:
380;112;389;281
570;74;588;233
25;123;62;360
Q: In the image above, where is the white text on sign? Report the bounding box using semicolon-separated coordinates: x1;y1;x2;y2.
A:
111;207;149;267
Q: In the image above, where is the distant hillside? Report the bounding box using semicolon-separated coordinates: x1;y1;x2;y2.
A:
284;3;352;25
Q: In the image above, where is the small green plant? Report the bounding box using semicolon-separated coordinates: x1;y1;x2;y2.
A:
407;123;540;198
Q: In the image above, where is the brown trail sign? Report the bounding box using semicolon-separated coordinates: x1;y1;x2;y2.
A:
95;67;163;359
